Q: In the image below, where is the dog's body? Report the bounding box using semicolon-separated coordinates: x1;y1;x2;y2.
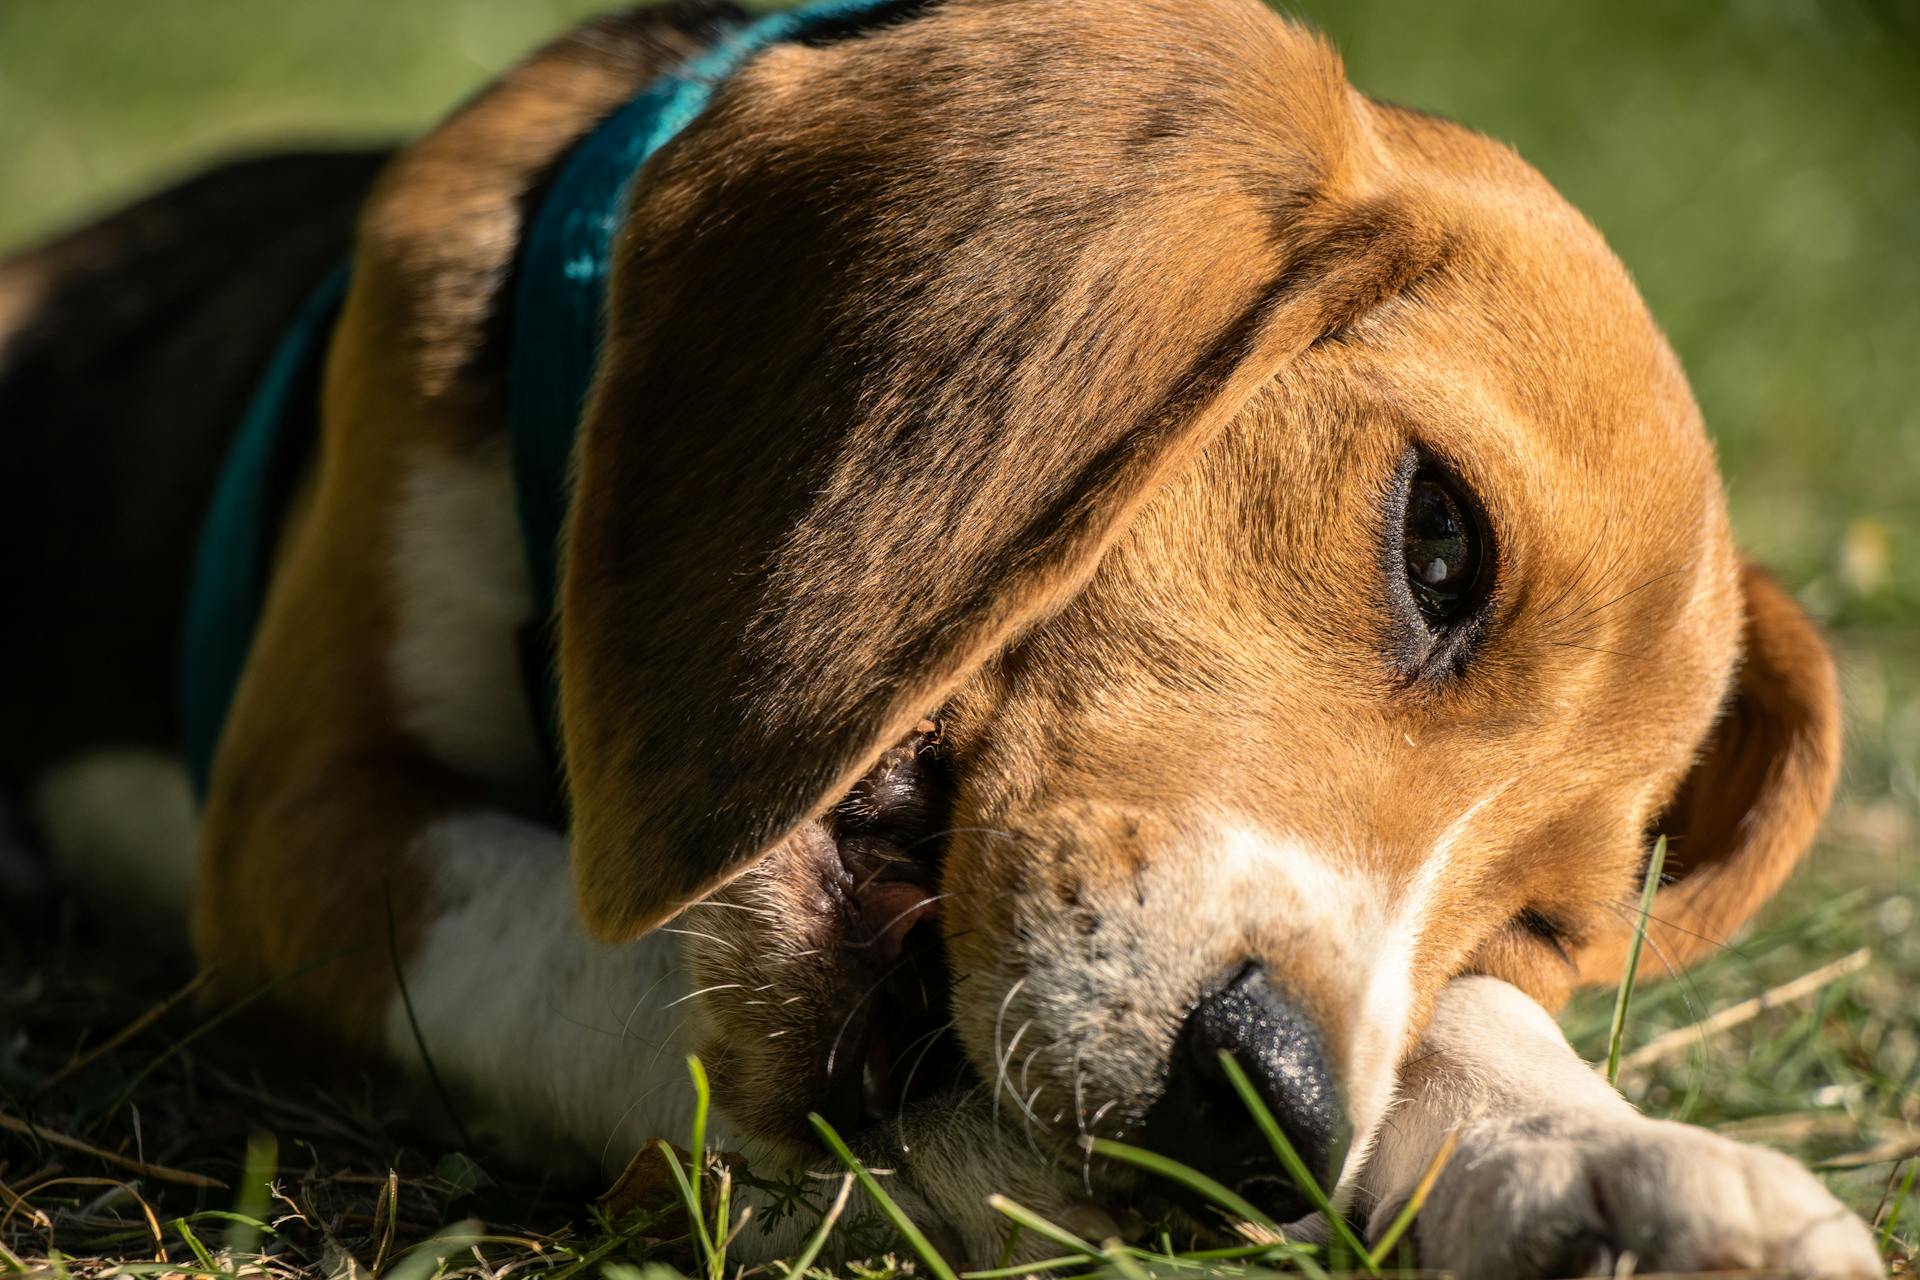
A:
0;2;1883;1275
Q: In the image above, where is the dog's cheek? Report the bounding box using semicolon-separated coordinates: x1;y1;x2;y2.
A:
940;814;1192;1130
938;834;1025;1072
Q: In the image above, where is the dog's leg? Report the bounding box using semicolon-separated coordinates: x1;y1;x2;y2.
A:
1353;975;1879;1279
197;755;710;1176
400;811;1103;1267
387;809;1111;1268
387;811;712;1171
188;353;709;1174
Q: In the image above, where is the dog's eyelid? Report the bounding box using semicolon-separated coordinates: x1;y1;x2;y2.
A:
1514;906;1578;963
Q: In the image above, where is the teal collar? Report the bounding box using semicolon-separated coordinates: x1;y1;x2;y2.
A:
181;0;915;796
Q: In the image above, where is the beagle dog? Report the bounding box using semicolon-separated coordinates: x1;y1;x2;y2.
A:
0;0;1883;1275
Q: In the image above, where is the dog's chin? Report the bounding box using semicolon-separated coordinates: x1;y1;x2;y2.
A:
698;721;982;1150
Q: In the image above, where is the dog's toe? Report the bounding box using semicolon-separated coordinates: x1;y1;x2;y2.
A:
1410;1111;1883;1280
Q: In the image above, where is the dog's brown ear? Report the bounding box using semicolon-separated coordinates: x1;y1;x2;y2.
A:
1577;564;1842;984
558;1;1444;938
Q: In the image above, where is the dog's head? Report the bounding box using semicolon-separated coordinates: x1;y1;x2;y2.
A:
557;0;1840;1213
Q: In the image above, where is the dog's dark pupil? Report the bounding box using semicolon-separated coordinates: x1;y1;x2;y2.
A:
1404;475;1474;602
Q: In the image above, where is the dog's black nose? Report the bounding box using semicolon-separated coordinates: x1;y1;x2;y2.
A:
1137;964;1347;1222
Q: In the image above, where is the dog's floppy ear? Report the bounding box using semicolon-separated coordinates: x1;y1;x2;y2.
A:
559;1;1445;938
1578;564;1842;983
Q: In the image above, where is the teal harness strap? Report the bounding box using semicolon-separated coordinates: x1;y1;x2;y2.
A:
179;266;348;796
181;0;908;797
507;0;913;746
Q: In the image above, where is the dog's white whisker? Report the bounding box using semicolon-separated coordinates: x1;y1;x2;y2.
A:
685;899;777;917
890;1017;960;1153
1071;1044;1088;1139
1082;1097;1121;1194
823;937;952;1079
846;892;953;951
1018;1038;1044;1098
997;1019;1032;1116
1015;1039;1052;1152
662;982;745;1011
659;926;741;952
1020;1083;1047;1154
990;975;1027;1132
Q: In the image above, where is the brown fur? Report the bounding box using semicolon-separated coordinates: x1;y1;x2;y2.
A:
191;4;744;1049
563;0;1461;937
9;0;1841;1217
556;0;1838;1145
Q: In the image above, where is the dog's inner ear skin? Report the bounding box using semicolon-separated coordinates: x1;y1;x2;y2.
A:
819;718;973;1128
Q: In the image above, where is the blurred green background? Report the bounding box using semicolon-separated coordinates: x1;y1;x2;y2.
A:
2;0;1916;1239
7;0;1912;909
4;1;1916;621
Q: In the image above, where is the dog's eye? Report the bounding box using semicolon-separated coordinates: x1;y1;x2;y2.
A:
1401;466;1482;624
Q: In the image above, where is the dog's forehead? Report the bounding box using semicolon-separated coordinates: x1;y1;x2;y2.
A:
945;42;1744;823
982;161;1744;830
1352;142;1744;664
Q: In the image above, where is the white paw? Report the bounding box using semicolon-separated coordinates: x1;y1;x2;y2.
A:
1408;1110;1883;1279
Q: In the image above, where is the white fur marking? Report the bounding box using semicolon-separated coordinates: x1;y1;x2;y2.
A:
388;442;545;800
30;749;198;934
388;812;717;1174
1211;826;1412;1171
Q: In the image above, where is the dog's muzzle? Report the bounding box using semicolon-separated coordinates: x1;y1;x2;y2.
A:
1138;963;1348;1223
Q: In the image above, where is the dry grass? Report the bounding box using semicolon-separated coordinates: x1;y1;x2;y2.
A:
3;808;1916;1276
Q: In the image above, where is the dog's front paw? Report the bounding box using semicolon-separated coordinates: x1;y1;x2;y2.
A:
1408;1110;1881;1279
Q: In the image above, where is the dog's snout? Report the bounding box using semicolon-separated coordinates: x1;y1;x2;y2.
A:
1138;964;1347;1221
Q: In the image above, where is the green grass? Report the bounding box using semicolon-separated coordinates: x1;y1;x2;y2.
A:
2;1;1917;1276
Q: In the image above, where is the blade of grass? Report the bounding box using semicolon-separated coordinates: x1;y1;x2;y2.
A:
1880;1157;1919;1259
0;1111;224;1189
992;1222;1024;1271
959;1254;1088;1279
372;1169;399;1276
1617;946;1870;1076
1099;1238;1150;1280
224;1131;276;1257
386;882;475;1153
1213;1052;1376;1273
382;1220;485;1280
1130;1243;1329;1280
1366;1124;1461;1267
170;1219;216;1273
778;1171;853;1280
808;1111;959;1280
1606;835;1668;1085
982;1194;1102;1262
686;1055;711;1231
652;1139;719;1269
711;1165;737;1279
1085;1137;1280;1234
